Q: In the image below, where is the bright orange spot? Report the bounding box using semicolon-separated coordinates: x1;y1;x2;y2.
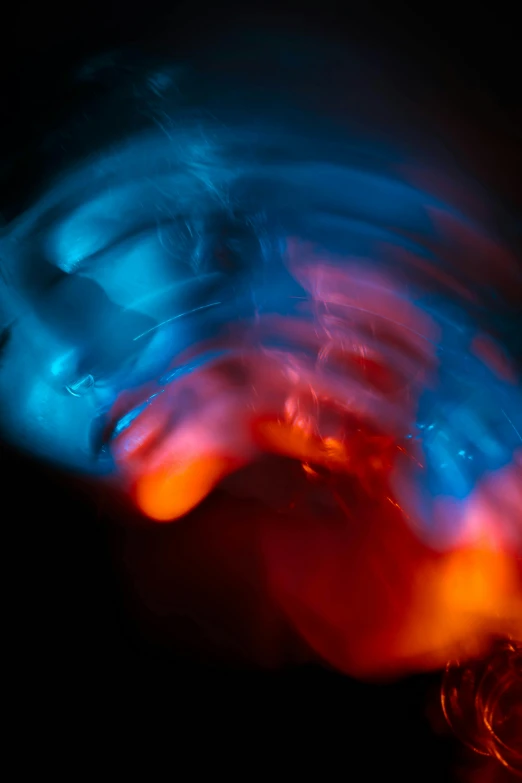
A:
135;455;239;522
302;463;320;478
252;418;348;469
398;545;522;667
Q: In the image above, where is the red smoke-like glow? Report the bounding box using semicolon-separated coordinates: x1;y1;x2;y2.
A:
110;239;522;685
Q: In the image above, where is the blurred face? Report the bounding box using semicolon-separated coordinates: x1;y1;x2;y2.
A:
0;128;245;472
1;39;521;679
0;70;450;476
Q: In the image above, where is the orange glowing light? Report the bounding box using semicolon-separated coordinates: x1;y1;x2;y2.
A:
109;241;522;702
135;454;241;521
261;462;522;678
252;418;349;469
397;544;522;668
441;639;522;777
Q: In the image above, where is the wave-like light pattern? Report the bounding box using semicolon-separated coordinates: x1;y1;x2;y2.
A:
0;41;521;688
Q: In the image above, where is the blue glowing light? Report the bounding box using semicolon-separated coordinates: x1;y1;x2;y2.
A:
0;43;520;544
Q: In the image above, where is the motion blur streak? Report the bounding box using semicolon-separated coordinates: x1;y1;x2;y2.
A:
0;37;521;694
442;640;522;776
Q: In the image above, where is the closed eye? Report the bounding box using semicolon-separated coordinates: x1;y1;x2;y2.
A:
52;216;195;274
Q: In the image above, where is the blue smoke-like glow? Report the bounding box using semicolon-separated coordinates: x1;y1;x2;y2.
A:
0;40;521;547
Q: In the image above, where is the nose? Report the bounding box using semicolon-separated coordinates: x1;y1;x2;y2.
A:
33;272;157;388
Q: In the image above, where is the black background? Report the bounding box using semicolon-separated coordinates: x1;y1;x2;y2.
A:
1;1;520;775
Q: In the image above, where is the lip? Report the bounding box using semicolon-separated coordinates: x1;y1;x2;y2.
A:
102;348;276;521
95;384;166;463
97;348;233;464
